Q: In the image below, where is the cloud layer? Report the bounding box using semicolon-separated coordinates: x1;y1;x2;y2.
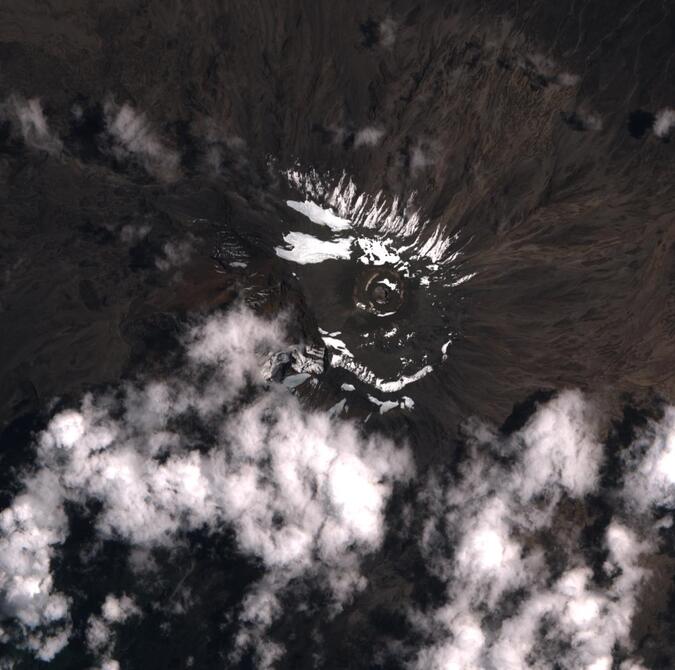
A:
0;305;412;665
653;108;675;138
1;96;63;155
103;101;181;180
4;316;675;667
409;390;672;670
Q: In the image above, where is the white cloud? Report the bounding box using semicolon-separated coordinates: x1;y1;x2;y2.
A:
156;239;194;271
410;142;437;174
186;304;287;395
582;110;603;131
7;96;63;155
120;223;152;244
0;469;70;630
412;391;650;670
489;523;646;669
234;574;285;669
653;108;675;138
623;406;675;511
511;389;602;500
86;616;112;653
197;117;247;173
4;375;672;668
570;108;603;131
25;627;71;662
86;593;139;663
379;18;397;48
104;101;180;181
0;305;412;665
524;53;580;87
414;613;484;670
557;71;581;87
354;126;385;148
621;662;649;670
101;594;139;623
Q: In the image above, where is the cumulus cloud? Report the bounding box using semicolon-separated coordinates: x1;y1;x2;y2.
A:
120;223;152;244
4;96;63;155
195;117;247;173
100;593;139;624
583;111;603;131
0;468;70;659
523;53;580;87
623;406;675;511
379;18;397;48
0;305;412;665
488;523;646;669
4;372;675;667
557;71;581;87
86;593;139;666
564;107;603;132
412;391;651;670
653;108;675;138
104;101;181;180
156;238;194;271
354;126;385;148
410;140;439;174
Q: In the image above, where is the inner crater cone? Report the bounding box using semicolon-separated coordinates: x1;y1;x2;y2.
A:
372;285;390;304
355;267;405;315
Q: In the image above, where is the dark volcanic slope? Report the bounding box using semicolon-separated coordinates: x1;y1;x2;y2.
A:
3;0;675;435
3;2;675;669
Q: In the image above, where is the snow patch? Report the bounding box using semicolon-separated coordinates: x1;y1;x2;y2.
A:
275;233;353;264
286;200;352;232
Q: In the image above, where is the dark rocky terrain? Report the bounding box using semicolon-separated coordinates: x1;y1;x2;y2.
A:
3;1;675;668
4;0;675;431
